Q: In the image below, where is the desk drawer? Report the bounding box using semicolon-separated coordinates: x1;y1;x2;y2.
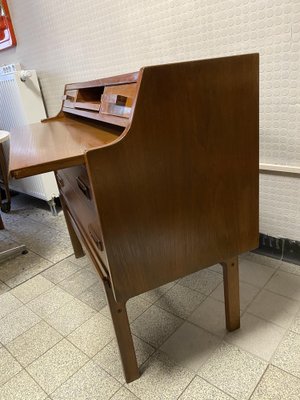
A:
56;167;106;259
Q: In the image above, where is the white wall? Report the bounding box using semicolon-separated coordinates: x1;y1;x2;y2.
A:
1;0;300;239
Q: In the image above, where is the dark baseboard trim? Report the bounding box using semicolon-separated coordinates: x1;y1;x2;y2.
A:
252;233;300;266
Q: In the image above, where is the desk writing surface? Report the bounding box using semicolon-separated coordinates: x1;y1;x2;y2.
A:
9;118;119;179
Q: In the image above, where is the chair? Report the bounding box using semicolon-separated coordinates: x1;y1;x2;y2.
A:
0;130;26;262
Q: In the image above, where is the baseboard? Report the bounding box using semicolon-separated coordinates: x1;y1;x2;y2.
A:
252;233;300;267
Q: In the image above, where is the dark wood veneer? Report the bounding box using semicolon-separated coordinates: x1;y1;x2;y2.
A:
9;54;259;383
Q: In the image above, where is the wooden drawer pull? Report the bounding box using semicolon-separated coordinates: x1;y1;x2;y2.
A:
76;176;90;199
89;227;104;251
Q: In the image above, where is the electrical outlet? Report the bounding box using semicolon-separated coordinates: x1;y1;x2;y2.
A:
253;233;283;259
282;239;300;266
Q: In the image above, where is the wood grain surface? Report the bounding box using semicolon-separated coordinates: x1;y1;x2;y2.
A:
9;118;119;179
8;54;259;382
86;54;259;301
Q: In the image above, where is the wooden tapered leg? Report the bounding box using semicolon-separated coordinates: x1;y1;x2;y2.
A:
221;257;240;331
60;195;84;258
103;279;140;383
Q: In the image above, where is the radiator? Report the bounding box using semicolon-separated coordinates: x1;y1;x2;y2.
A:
0;64;59;213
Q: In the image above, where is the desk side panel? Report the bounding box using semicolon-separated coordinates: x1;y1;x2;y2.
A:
86;54;259;302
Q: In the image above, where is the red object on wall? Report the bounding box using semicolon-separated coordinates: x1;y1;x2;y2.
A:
0;0;16;51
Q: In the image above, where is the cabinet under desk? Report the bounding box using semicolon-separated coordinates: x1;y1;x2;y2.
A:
9;54;259;382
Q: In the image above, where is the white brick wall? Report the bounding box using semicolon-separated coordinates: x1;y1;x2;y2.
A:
1;0;299;239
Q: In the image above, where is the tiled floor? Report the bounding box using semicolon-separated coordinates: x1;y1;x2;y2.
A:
0;193;300;399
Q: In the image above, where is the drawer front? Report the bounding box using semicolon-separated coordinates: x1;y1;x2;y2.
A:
100;83;137;118
56;166;106;260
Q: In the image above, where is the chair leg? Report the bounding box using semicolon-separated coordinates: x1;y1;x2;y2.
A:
221;257;240;331
103;279;140;383
0;143;11;205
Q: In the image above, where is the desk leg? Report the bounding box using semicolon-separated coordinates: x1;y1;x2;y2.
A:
221;257;240;331
0;213;4;230
103;279;140;383
60;196;84;258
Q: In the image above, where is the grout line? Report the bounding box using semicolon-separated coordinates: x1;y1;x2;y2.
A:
267;363;300;382
197;375;237;400
247;364;270;399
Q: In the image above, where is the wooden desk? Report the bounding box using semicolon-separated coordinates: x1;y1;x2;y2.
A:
9;54;259;382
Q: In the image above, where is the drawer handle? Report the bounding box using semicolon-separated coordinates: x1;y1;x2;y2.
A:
56;174;64;187
89;227;104;251
76;176;91;199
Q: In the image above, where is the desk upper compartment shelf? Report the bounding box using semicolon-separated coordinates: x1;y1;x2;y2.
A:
62;73;138;127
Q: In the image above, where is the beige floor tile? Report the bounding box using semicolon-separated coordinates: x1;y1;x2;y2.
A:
0;251;52;288
208;264;223;274
25;207;67;234
58;269;98;296
41;259;82;284
77;281;107;311
111;387;140;400
26;339;88;395
7;320;62;367
101;296;151;323
3;218;47;245
44;298;96;336
154;284;206;319
290;310;300;334
251;365;300;400
0;236;21;254
126;351;195;400
188;297;227;337
161;322;221;372
11;275;54;304
0;281;9;295
6;265;54;289
0;370;47;400
126;297;153;322
179;269;223;295
271;331;300;378
140;281;177;303
50;360;120;399
280;261;300;277
0;292;22;319
27;286;74;318
239;259;275;288
179;376;234;399
0;347;22;385
240;252;281;269
247;289;300;328
25;228;74;263
265;271;300;301
0;306;40;345
67;313;114;357
93;335;155;384
131;305;183;347
198;342;267;400
226;313;285;361
210;281;260;310
66;254;91;268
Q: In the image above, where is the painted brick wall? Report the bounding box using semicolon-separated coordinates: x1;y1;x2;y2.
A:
1;0;299;239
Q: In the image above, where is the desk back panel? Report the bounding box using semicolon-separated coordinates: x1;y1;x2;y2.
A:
86;54;259;301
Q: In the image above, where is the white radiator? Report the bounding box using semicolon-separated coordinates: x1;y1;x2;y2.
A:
0;64;59;212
